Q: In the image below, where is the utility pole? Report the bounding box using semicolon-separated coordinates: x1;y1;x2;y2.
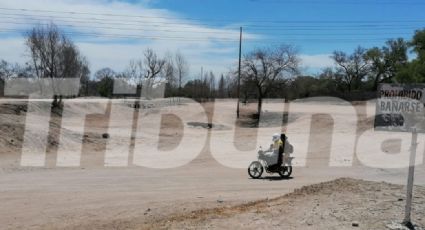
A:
236;27;242;118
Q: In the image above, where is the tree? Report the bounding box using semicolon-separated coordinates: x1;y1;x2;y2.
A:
241;45;299;116
164;52;176;87
0;60;16;80
410;29;425;61
79;64;91;96
396;29;425;83
95;68;116;98
95;68;115;81
26;23;88;80
364;47;385;90
202;72;209;99
384;38;409;78
208;71;216;98
175;51;189;93
0;60;12;97
225;74;238;98
365;38;408;90
126;59;144;89
331;46;369;92
287;76;320;98
218;74;226;98
0;60;33;79
25;23;89;103
0;60;36;97
317;67;344;94
143;48;166;98
144;48;165;80
124;48;166;98
163;52;177;97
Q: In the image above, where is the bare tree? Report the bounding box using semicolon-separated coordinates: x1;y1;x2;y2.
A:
0;60;16;80
25;23;89;103
175;51;189;93
94;68;116;81
209;71;216;98
332;46;370;92
0;60;34;80
26;23;88;80
218;74;226;98
144;48;165;80
79;63;90;96
0;60;14;97
242;45;299;116
228;74;238;98
164;52;176;87
142;48;166;98
126;59;144;86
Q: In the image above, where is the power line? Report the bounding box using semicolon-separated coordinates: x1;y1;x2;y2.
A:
246;26;424;31
1;13;422;29
0;15;421;33
0;20;417;38
0;28;241;42
0;7;424;25
0;21;241;37
0;13;216;30
0;28;406;44
247;0;425;5
0;7;420;46
0;22;407;41
0;8;423;36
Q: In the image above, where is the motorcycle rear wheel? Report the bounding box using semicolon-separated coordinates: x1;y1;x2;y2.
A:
248;161;263;179
278;166;292;178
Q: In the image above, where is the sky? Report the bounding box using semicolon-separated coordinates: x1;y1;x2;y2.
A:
0;0;424;79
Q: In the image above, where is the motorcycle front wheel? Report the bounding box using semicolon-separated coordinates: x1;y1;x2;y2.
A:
278;166;292;178
248;161;263;179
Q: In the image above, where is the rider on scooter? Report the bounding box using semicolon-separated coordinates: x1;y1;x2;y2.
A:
262;133;284;171
248;132;293;179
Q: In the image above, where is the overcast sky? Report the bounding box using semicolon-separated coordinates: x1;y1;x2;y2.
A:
0;0;423;78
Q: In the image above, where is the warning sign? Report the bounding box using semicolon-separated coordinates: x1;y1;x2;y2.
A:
375;84;425;133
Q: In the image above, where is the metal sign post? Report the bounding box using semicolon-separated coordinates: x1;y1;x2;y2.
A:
374;84;425;228
403;128;418;228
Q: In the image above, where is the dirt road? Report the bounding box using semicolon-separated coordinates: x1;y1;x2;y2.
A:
0;99;424;229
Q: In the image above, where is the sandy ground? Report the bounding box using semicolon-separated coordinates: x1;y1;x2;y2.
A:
142;178;425;230
0;98;424;229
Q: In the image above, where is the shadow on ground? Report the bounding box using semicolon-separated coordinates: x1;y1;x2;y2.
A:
250;176;294;181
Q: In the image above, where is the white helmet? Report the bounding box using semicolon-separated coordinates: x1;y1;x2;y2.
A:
272;133;280;142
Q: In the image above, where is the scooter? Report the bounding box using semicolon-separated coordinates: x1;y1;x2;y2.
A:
248;147;294;179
